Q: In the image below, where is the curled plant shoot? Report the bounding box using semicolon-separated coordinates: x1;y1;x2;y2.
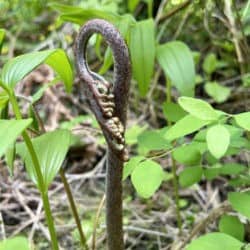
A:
75;19;131;250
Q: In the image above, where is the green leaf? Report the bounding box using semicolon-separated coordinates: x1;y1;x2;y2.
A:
129;19;155;96
186;232;244;250
228;192;250;219
173;144;201;165
234;112;250;130
165;114;211;141
202;53;217;75
205;81;231;103
204;165;221;180
138;129;171;152
0;119;32;158
123;156;145;181
5;144;16;175
220;163;245;175
1;49;73;92
0;237;29;250
49;3;118;25
16;129;72;190
157;41;195;97
206;125;230;159
131;160;164;198
179;166;203;187
0;91;9;110
45;49;73;93
178;97;220;121
219;215;244;241
162;102;187;122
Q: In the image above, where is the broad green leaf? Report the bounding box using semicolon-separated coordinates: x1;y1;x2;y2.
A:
206;125;230;159
129;19;155;96
186;232;244;250
163;102;187;122
1;49;73;92
157;41;195;97
242;0;250;23
16;129;72;190
234;112;250;130
45;49;73;92
173;144;201;165
205;81;231;103
0;237;29;250
138;129;171;153
0;119;32;158
165;114;211;141
131;160;164;198
228;192;250;219
202;53;217;75
179;166;203;187
123;156;145;181
219;215;244;241
178;97;220;121
50;3;118;25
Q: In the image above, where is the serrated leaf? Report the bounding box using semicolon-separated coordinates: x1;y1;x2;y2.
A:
165;114;210;141
219;215;244;241
179;166;203;187
131;160;164;198
206;125;230;159
186;232;244;250
0;237;29;250
157;41;195;97
162;102;187;122
0;119;32;158
234;112;250;130
228;192;250;219
205;81;231;103
1;49;73;92
173;144;201;165
129;19;155;96
178;97;220;121
123;156;145;181
16;129;72;191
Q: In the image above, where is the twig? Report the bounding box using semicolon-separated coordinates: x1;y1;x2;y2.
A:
92;194;106;250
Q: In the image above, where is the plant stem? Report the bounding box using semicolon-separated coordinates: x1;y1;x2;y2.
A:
8;90;59;250
59;168;89;250
166;78;182;232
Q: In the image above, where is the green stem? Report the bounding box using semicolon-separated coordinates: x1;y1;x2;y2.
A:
166;78;182;232
60;169;89;250
8;90;59;250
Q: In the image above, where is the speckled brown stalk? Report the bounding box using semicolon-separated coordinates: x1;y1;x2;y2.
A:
74;19;131;250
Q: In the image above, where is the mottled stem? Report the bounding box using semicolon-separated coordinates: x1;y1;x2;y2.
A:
75;19;131;250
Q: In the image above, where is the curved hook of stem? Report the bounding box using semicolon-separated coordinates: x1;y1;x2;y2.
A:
75;19;131;250
75;19;131;161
